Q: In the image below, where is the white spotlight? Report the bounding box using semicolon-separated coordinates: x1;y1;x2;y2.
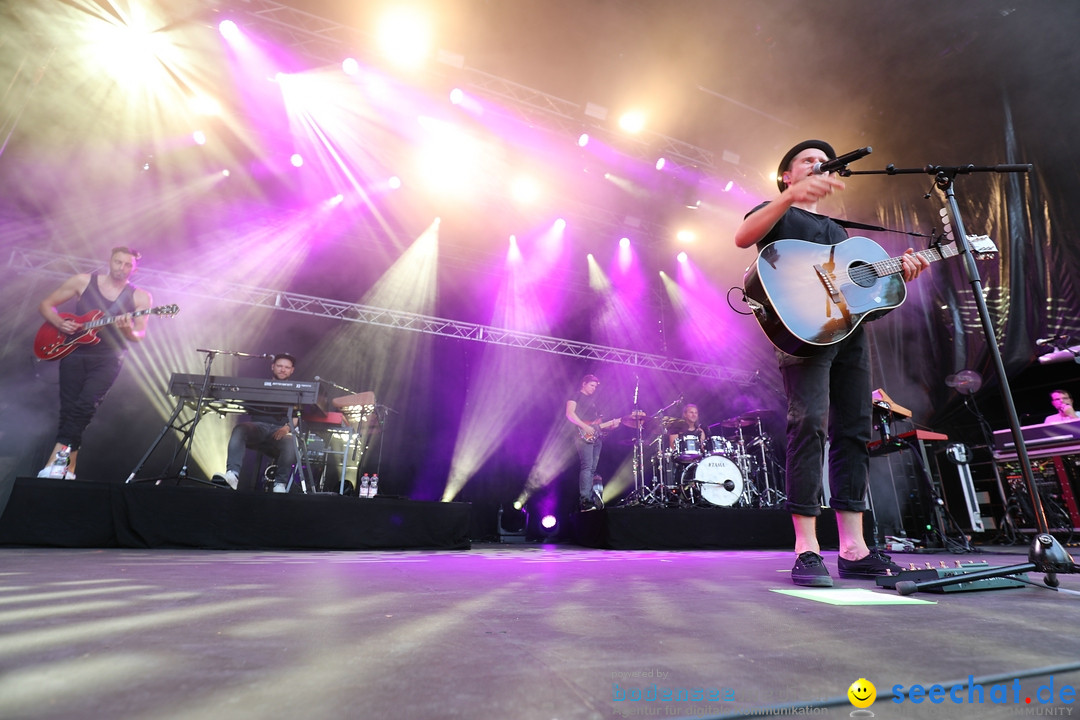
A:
218;20;240;40
342;57;360;75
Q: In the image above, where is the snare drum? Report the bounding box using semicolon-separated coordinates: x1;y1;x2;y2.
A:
675;434;701;462
683;455;744;507
707;436;734;457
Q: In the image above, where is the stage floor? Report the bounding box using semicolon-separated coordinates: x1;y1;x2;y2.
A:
0;543;1077;719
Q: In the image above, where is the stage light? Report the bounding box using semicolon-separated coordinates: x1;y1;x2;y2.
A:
218;19;240;40
388;176;402;190
376;7;432;69
192;131;206;146
221;169;230;177
541;514;557;530
578;133;590;147
449;88;465;105
290;154;304;168
723;180;734;192
513;500;524;511
554;218;566;232
655;157;667;171
676;230;696;243
618;110;646;134
498;504;528;543
619;237;630;249
677;251;688;263
342;57;359;75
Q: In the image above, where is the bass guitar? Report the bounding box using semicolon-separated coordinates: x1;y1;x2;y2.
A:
579;417;622;444
33;304;180;361
743;235;997;356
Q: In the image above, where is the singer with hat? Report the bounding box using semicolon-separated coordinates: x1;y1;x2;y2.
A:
213;352;299;492
734;139;929;587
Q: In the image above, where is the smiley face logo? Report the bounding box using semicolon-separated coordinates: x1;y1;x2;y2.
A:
848;678;876;709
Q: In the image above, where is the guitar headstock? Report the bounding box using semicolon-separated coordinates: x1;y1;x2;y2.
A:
967;235;998;259
153;304;180;317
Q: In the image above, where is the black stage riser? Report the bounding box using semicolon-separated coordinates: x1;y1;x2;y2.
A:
573;506;855;550
0;478;471;551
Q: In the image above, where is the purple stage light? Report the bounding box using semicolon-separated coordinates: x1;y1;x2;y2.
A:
290;153;303;168
342;57;359;75
388;176;402;190
577;133;590;147
218;20;241;41
541;514;557;530
619;237;630;249
677;251;688;263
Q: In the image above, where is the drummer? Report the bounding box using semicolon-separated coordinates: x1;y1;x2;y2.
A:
667;403;708;455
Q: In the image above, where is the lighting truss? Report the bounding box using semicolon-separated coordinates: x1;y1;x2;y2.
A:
7;247;754;385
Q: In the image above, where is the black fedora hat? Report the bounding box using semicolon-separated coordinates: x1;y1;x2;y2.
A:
776;139;836;193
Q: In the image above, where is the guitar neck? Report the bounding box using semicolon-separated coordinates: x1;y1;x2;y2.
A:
869;244;958;279
82;307;151;330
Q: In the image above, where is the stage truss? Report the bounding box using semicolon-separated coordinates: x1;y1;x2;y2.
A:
8;246;755;384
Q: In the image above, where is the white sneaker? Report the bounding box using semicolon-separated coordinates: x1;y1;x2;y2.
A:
273;482;288;493
212;471;239;490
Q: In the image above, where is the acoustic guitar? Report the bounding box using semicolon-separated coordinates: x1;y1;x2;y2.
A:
743;235;996;356
33;304;180;360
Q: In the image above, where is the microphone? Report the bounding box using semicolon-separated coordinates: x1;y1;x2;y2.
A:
1036;335;1067;346
813;146;873;175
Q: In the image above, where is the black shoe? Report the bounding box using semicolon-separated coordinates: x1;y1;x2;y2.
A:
837;550;902;579
791;551;833;587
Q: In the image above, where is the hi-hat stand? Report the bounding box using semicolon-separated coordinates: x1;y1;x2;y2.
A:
849;160;1076;594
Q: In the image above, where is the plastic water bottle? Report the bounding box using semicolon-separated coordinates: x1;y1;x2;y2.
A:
48;446;71;479
360;473;371;498
369;474;379;498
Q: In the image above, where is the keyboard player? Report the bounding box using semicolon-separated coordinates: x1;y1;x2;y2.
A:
1045;389;1079;425
212;353;299;492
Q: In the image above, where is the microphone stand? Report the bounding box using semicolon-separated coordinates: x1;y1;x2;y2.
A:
850;161;1075;594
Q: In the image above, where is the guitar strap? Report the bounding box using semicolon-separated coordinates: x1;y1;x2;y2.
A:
831;217;930;238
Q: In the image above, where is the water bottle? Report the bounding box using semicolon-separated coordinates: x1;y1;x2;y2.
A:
48;446;71;479
360;473;371;498
369;474;379;498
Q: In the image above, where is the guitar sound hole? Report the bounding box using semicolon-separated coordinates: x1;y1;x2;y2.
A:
848;261;876;288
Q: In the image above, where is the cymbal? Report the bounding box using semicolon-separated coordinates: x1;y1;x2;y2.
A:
720;416;756;428
621;411;648;427
665;419;690;434
739;408;775;420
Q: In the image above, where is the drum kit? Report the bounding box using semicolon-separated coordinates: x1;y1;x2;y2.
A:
628;409;786;509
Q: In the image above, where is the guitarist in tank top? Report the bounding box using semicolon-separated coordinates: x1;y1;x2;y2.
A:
37;246;153;479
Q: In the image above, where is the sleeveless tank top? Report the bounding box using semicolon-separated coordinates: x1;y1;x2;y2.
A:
75;274;137;355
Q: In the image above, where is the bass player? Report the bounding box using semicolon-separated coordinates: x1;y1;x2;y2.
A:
36;246;152;479
566;373;621;511
734;140;928;587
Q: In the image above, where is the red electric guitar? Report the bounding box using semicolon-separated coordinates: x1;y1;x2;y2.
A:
33;304;179;361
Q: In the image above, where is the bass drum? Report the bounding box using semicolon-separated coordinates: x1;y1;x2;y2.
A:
683;455;744;507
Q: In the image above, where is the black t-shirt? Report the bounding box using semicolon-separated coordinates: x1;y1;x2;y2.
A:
569;391;601;424
747;202;847;250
